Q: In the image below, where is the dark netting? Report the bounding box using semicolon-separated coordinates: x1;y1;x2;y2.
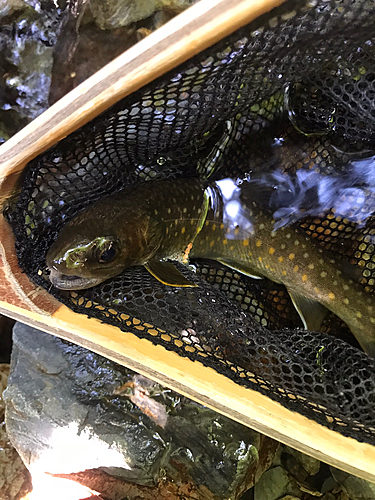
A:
5;0;375;443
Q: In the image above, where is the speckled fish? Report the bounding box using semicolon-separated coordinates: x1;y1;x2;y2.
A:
46;178;375;357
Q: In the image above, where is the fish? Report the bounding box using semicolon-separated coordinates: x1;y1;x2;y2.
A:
46;177;375;357
46;179;210;290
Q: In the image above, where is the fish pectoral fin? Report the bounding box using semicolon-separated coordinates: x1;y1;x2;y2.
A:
217;259;264;280
287;289;328;332
144;260;197;287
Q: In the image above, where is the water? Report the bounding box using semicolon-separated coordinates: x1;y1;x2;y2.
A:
0;1;64;143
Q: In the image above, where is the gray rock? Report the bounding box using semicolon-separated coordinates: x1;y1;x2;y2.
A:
254;466;302;500
0;0;24;19
331;471;375;500
0;0;65;143
326;489;351;500
284;446;321;476
321;494;337;500
89;0;196;30
4;323;278;499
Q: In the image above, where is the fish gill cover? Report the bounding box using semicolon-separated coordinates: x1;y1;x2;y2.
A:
5;0;375;442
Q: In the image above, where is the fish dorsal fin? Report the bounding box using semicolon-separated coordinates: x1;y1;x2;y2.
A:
144;259;197;287
217;258;264;280
287;288;328;331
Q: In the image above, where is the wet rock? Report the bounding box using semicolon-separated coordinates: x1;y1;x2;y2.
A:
321;492;352;500
0;0;196;140
49;0;197;103
89;0;196;30
0;364;32;500
0;0;24;19
0;0;65;142
321;473;340;495
281;445;327;497
47;0;88;104
325;488;351;500
4;323;278;499
284;446;321;477
330;468;375;500
49;18;137;104
321;494;337;500
254;466;303;500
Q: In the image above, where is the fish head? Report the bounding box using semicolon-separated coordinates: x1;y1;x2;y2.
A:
46;205;163;290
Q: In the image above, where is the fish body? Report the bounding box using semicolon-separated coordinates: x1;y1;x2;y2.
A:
46;178;375;356
192;179;375;356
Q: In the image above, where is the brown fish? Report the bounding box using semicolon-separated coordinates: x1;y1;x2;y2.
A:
46;178;375;356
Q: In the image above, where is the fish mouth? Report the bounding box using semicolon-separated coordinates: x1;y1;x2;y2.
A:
48;268;103;290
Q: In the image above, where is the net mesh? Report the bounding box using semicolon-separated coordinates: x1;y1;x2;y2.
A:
5;0;375;443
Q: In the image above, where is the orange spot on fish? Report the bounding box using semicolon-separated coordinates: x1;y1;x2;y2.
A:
182;242;193;264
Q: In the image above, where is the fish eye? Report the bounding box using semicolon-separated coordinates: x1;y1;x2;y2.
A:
96;241;116;264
